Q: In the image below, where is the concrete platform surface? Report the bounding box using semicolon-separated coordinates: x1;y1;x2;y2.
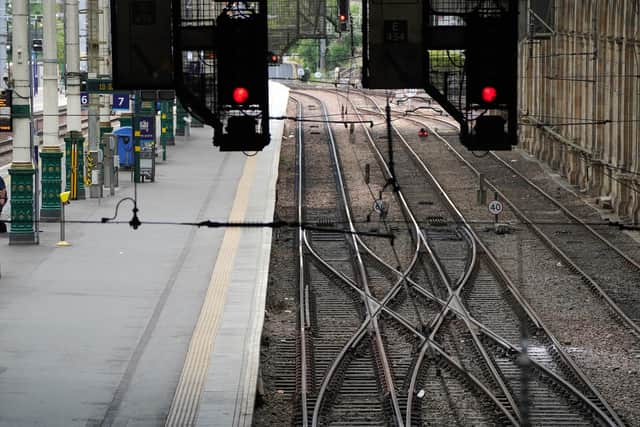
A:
0;82;288;426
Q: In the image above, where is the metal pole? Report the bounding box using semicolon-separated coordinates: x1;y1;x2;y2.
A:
319;38;326;74
98;0;111;133
56;196;71;247
386;101;397;191
30;16;40;244
494;191;499;225
477;173;487;205
0;0;7;80
60;203;65;242
87;0;100;197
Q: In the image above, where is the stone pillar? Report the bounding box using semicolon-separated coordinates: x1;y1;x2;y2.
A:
8;164;36;244
8;0;36;244
40;0;62;221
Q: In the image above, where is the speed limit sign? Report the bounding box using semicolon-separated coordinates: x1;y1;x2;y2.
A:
488;200;503;215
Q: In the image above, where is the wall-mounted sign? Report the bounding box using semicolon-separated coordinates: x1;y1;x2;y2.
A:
0;90;12;132
113;93;130;110
136;116;155;140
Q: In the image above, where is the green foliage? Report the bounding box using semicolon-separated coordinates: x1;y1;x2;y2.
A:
290;2;363;75
325;34;357;71
293;39;319;72
428;50;465;70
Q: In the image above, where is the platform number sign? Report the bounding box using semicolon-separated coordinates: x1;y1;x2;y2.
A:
80;92;89;107
384;20;408;43
112;93;130;111
488;200;504;215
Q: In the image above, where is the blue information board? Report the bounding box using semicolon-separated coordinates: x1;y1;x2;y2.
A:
113;93;130;110
136;116;155;140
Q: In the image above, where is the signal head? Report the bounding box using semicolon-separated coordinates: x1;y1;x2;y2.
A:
481;86;498;104
232;87;250;104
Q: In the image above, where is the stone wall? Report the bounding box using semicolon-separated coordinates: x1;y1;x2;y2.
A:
519;0;640;223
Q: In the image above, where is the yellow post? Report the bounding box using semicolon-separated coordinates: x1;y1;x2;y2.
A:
56;191;72;247
70;144;77;199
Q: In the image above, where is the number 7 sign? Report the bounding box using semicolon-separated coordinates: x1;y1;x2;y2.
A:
112;93;130;111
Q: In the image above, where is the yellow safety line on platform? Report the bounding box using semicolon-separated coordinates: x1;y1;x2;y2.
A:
165;156;257;427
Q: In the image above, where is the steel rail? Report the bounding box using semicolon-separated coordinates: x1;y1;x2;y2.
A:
305;230;524;426
491;151;640;270
337;90;526;423
396;109;640;337
291;91;404;426
402;110;640;332
290;96;310;427
362;97;625;426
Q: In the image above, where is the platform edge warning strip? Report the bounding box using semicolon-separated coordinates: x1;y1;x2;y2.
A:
165;156;257;426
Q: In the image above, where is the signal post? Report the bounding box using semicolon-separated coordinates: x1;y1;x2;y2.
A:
363;0;519;151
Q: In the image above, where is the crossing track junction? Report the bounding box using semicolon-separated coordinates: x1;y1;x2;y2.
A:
255;85;640;426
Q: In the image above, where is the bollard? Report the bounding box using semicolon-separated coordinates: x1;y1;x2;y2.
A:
477;173;487;205
56;191;71;247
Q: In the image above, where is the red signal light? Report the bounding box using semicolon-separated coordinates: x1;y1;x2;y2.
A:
481;86;497;103
271;54;278;63
233;87;249;104
339;14;347;22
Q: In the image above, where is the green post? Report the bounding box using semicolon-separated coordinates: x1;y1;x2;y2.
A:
176;101;187;136
100;123;113;138
119;112;132;127
8;163;37;245
160;104;167;160
65;137;72;192
133;93;156;183
76;136;85;198
133;114;141;183
40;147;64;221
160;100;173;158
64;131;86;199
167;99;175;145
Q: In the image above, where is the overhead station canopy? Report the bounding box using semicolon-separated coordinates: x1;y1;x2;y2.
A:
110;0;174;89
363;0;424;89
268;0;330;56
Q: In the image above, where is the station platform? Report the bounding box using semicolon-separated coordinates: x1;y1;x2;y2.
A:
0;82;288;426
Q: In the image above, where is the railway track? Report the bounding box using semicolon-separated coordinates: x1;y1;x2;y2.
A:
372;95;640;338
257;88;627;426
292;92;404;425
320;88;622;425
